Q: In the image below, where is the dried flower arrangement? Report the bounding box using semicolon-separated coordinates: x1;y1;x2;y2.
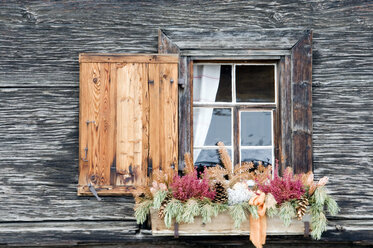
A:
134;142;339;248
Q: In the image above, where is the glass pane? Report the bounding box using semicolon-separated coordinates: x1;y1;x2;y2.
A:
241;149;273;165
236;65;275;102
194;149;232;167
193;108;232;146
241;112;272;146
193;65;232;102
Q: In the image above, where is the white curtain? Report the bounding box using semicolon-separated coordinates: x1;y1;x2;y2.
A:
193;65;221;160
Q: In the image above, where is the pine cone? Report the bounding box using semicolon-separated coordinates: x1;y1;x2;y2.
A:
212;181;228;204
296;196;309;220
158;194;172;219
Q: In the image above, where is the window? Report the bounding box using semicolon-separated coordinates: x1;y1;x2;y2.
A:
192;63;276;168
159;29;313;175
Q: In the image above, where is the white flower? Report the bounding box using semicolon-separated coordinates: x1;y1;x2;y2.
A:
228;182;254;205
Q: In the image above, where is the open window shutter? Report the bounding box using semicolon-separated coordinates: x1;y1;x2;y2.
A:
78;54;178;196
291;30;313;174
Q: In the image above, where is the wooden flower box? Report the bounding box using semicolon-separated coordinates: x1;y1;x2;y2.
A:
150;209;305;236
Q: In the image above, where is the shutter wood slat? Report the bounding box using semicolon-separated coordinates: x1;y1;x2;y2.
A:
149;64;161;174
160;63;179;173
116;63;147;187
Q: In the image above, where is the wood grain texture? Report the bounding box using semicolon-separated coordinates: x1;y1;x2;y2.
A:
291;31;313;174
80;54;178;63
0;0;373;245
151;209;304;236
159;63;178;173
148;63;179;174
148;63;161;173
116;63;147;187
79;62;113;187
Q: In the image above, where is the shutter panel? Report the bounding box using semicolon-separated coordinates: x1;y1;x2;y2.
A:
291;30;313;174
78;54;178;196
148;63;178;175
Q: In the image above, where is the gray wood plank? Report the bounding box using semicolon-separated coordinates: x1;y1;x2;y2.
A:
0;0;372;244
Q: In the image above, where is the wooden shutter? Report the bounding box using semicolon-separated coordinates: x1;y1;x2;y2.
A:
278;31;313;174
78;54;178;196
291;30;313;174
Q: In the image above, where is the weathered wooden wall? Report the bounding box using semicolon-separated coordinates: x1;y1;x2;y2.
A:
0;0;372;246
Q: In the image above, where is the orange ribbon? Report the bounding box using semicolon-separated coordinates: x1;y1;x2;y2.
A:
249;192;267;248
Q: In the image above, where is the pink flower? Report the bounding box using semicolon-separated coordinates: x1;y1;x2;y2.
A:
171;171;216;201
256;162;305;204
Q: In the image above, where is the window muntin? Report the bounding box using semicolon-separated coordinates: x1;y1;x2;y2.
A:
193;63;276;168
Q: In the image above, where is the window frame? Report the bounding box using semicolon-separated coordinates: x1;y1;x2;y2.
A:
192;62;278;168
158;29;313;174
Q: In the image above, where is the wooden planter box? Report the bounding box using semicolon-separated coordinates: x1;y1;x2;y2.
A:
150;209;305;236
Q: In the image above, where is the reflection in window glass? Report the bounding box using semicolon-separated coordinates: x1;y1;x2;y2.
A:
194;149;232;167
241;112;272;146
241;149;272;165
193;65;232;102
236;65;275;103
193;108;231;146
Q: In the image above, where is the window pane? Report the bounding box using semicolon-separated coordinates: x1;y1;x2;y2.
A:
241;149;272;165
193;108;232;146
193;65;232;102
236;65;275;103
194;149;232;167
241;112;272;146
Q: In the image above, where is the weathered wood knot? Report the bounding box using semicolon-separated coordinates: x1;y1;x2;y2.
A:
93;78;98;84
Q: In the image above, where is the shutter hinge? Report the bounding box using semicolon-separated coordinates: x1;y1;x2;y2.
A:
147;159;153;177
82;147;88;162
88;183;102;201
148;80;154;84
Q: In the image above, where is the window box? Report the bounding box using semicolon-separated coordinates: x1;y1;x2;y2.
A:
150;209;304;236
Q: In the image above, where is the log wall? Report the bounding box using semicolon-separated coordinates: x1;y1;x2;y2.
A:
0;0;372;246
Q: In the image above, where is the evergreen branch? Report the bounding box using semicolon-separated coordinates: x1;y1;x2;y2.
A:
279;201;296;227
229;203;247;229
266;206;278;218
181;199;200;223
164;199;183;228
200;202;215;224
325;195;340;216
247;204;259;219
311;211;327;240
314;187;327;206
153;190;168;209
134;199;153;224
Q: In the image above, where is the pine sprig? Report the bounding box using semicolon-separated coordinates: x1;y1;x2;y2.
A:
311;211;327;240
325;195;340;216
134;199;153;224
200;202;215;224
181;199;200;223
247;204;259;219
266;207;278;218
314;187;327;206
153;190;168;209
229;203;247;229
279;201;296;227
164;199;183;228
